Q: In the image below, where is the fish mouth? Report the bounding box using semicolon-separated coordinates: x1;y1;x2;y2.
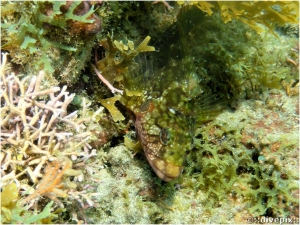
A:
145;152;183;182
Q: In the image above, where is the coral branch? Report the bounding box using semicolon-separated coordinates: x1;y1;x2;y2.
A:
1;53;97;209
92;64;123;94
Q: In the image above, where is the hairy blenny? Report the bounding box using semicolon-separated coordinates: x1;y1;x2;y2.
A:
97;6;229;182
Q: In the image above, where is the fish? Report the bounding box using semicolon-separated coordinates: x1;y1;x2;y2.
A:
123;73;196;181
122;60;225;182
96;5;229;182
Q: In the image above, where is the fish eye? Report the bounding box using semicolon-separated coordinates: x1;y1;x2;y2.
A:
140;99;152;112
168;107;183;116
159;128;170;145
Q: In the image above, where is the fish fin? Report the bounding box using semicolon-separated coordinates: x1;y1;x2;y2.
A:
193;93;228;125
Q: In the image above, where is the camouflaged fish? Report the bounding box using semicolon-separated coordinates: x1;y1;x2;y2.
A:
95;6;228;182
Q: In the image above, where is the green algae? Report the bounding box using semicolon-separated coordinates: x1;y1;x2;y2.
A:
1;1;100;86
1;183;57;224
184;90;299;217
1;1;299;223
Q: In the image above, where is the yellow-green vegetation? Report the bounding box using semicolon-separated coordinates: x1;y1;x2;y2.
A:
175;4;298;99
1;1;101;85
1;1;299;224
95;35;155;92
183;89;299;217
94;35;156;122
1;182;57;224
178;1;299;35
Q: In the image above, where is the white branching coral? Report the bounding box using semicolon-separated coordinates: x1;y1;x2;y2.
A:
0;53;102;208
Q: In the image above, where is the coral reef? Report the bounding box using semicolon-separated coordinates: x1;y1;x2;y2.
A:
0;52;109;223
1;53;85;187
1;1;299;224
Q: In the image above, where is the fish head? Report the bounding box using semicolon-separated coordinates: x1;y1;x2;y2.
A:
135;97;194;182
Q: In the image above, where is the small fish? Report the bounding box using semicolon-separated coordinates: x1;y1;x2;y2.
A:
135;101;193;181
123;53;222;182
97;5;229;181
127;85;195;182
121;6;228;181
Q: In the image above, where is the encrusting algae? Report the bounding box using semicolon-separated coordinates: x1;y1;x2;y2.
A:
1;1;299;224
